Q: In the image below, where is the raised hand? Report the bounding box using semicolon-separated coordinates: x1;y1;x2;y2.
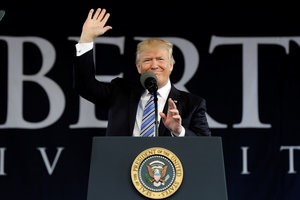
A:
79;8;112;43
159;98;182;135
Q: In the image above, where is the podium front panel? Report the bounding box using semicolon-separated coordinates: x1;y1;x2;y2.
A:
87;137;227;200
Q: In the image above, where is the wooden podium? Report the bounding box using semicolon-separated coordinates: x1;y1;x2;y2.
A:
87;137;228;200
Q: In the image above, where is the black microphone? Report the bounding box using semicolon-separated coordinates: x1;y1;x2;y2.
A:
0;10;5;22
140;71;158;94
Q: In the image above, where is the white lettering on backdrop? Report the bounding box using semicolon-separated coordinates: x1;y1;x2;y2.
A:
1;35;299;129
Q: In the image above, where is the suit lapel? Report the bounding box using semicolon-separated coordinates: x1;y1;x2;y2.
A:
158;85;181;136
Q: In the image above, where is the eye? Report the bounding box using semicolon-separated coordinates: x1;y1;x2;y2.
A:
142;58;152;63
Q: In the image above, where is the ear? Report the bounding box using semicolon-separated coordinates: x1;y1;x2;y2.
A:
136;64;142;74
169;64;174;72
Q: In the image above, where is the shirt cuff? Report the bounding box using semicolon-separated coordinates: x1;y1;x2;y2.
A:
172;126;185;137
75;42;93;56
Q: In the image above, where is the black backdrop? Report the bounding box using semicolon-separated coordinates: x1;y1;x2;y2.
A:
1;1;300;200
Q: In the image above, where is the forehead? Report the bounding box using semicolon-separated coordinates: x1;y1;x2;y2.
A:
140;48;169;58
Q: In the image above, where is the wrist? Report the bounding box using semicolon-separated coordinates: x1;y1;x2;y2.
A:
79;33;94;43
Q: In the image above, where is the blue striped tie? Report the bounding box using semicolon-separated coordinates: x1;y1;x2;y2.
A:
140;95;155;137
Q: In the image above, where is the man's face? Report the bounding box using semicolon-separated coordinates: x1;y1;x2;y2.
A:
136;48;173;88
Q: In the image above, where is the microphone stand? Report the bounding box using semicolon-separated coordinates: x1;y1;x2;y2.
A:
153;90;159;137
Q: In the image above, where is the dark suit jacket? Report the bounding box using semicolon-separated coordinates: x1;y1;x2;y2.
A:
73;50;211;136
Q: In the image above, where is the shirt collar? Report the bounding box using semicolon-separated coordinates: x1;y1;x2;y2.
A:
157;79;171;99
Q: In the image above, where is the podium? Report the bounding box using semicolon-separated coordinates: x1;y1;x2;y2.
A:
87;137;228;200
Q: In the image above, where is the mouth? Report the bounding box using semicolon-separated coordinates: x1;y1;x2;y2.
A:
153;73;160;79
151;71;161;76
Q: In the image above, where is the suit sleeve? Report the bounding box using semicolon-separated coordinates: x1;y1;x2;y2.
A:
183;97;211;136
73;49;112;106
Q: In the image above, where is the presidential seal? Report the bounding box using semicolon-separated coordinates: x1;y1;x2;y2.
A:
131;147;183;199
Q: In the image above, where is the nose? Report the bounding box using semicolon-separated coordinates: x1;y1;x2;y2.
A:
150;59;159;68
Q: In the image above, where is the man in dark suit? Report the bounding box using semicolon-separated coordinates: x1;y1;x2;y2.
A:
73;7;211;137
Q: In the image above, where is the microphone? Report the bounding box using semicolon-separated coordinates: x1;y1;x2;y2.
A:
0;10;5;22
140;71;158;94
